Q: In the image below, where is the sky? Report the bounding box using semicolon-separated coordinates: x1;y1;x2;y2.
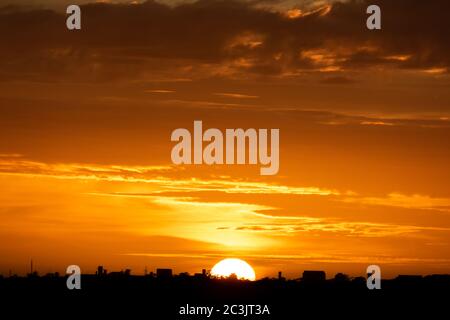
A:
0;0;449;279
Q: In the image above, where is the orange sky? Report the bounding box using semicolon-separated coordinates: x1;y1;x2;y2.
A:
0;0;449;279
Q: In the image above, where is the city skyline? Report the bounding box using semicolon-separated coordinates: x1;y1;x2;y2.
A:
6;259;450;284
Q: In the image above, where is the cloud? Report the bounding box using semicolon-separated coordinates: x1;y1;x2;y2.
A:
0;153;23;158
315;112;449;128
230;221;450;237
1;0;449;82
0;158;175;177
94;193;450;238
219;208;450;237
360;121;395;126
0;157;340;196
343;193;450;212
213;92;259;99
122;251;450;266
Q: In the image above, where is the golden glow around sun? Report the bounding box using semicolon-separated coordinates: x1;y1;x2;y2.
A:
210;258;256;281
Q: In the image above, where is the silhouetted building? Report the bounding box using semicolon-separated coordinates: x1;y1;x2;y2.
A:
302;270;326;283
156;268;173;279
44;272;59;278
96;266;107;276
27;259;38;277
194;269;208;279
109;269;131;277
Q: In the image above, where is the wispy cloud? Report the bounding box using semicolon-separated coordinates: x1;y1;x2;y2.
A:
360;121;395;126
228;221;450;237
145;89;176;93
0;159;175;177
99;194;450;238
213;92;259;99
122;252;450;266
0;157;340;196
343;193;450;212
0;153;23;158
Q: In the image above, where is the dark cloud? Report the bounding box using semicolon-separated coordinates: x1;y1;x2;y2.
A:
0;0;449;81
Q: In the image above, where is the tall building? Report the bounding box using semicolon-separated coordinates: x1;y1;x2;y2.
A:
302;270;326;283
156;268;173;279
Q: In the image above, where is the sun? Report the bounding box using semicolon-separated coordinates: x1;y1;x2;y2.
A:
211;258;256;281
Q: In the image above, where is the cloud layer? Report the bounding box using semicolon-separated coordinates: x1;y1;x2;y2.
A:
1;0;449;81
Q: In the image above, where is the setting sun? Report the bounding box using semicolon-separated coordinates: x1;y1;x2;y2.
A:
211;258;256;281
